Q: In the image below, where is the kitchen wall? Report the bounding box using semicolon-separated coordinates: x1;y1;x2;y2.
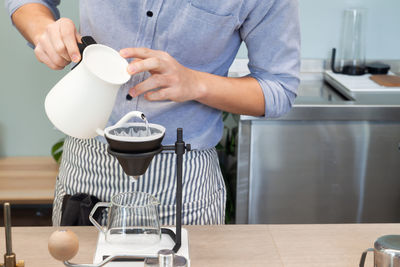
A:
237;0;400;60
1;0;399;156
0;1;79;157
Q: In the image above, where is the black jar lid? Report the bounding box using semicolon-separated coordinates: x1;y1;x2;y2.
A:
366;63;391;75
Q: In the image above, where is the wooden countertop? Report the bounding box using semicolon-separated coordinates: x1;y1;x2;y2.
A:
0;157;58;204
1;224;397;267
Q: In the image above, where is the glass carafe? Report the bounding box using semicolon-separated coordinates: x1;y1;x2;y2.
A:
89;192;161;247
332;8;367;75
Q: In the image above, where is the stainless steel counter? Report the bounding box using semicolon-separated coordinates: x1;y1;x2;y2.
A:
241;72;400;121
236;65;400;224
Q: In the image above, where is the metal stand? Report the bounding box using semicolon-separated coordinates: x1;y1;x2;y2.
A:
63;128;190;266
161;128;191;253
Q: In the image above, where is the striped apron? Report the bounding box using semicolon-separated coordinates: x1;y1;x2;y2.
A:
52;136;226;226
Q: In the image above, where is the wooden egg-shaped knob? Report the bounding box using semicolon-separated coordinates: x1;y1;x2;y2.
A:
48;230;79;261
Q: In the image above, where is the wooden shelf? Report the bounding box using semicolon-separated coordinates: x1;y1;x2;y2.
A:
0;157;59;204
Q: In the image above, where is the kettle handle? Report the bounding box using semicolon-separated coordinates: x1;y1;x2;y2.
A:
114;111;147;128
71;36;97;70
78;36;97;54
359;248;374;267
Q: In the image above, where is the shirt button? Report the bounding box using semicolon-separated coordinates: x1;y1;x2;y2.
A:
147;11;153;17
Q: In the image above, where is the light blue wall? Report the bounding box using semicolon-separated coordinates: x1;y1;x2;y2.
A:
0;1;79;157
1;0;399;156
237;0;400;60
299;0;400;60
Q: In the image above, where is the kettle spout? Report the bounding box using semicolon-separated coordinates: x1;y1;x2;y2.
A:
96;128;105;136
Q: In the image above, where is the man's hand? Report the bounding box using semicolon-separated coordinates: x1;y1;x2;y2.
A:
119;47;265;116
120;48;204;102
33;18;81;70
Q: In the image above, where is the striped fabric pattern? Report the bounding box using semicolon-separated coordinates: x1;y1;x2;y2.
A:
53;136;226;226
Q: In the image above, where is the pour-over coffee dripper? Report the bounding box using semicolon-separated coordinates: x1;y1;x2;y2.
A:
100;111;166;176
103;120;190;254
103;111;165;153
48;112;191;267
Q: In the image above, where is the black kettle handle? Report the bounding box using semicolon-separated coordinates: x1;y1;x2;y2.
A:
72;36;97;70
77;36;97;55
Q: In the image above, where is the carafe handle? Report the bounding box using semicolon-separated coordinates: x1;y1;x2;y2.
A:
359;248;374;267
114;111;147;128
331;48;341;74
89;202;111;235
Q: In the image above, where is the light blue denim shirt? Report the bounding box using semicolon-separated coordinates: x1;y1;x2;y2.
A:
6;0;300;150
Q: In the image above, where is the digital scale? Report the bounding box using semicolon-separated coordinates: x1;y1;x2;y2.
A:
324;70;400;94
93;228;190;267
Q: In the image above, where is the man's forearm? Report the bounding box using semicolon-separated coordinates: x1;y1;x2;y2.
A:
194;72;265;116
12;3;56;46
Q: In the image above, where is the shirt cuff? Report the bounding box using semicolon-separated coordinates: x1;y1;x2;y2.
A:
6;0;60;22
249;71;298;118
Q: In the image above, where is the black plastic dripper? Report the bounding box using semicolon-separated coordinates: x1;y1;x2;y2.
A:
105;133;165;154
107;147;163;176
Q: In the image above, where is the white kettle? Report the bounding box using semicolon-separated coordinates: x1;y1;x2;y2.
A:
45;36;131;139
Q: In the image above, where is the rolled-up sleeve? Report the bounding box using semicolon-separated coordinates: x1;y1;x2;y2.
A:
5;0;60;20
240;0;300;118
